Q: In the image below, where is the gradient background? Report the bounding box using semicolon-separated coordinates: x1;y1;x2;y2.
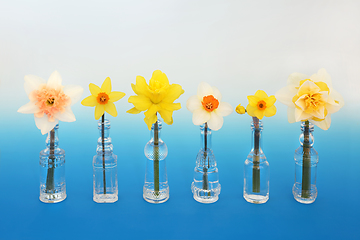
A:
0;1;359;239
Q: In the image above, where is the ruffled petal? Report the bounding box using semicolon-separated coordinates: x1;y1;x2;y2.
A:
207;111;224;131
54;106;76;122
144;104;158;119
17;101;40;114
101;77;112;94
297;80;321;96
128;95;152;111
126;107;141;114
287;72;309;86
310;114;331;130
89;83;101;96
144;114;157;130
34;115;59;135
81;95;97;107
294;108;312;122
150;70;169;86
158;109;173;125
63;85;83;106
105;102;118;117
310;68;332;89
275;85;298;107
329;88;345;108
215;102;233;117
24;75;46;96
109;91;126;102
133;76;151;97
287;107;296;123
192;108;211;125
264;105;276;117
47;71;63;90
186;95;202;113
162;84;184;103
212;86;222;102
197;82;213;98
95;105;105;120
160;102;181;111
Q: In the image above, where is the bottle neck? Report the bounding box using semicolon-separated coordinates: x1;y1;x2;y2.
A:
46;124;59;152
150;119;163;145
251;117;263;155
300;121;314;147
200;123;212;150
97;118;113;153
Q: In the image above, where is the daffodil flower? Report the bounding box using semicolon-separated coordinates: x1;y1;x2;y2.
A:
81;77;125;119
127;70;184;130
246;90;276;119
275;68;344;130
18;71;83;134
186;82;233;131
235;104;246;115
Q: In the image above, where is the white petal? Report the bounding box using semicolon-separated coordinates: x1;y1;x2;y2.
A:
24;75;46;96
215;102;233;116
329;88;345;108
212;86;222;102
207;112;224;131
275;86;297;107
63;85;84;106
287;72;309;86
17;101;40;114
34;115;59;135
197;82;213;98
54;106;76;122
192;108;211;125
294;108;312;122
47;71;63;90
310;68;332;89
287;107;296;123
186;95;202;113
310;115;331;130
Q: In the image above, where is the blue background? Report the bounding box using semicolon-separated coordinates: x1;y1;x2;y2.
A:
0;0;359;239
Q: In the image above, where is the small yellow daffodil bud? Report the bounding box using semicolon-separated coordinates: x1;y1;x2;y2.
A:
235;104;246;114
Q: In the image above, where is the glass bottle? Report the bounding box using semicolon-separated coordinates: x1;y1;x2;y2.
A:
243;117;269;204
143;119;169;204
39;124;66;203
293;121;318;204
191;123;221;203
93;118;118;203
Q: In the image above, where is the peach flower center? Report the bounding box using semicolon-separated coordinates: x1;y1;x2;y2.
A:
202;95;219;112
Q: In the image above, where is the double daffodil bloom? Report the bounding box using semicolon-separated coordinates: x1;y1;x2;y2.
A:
275;68;344;130
246;90;276;119
18;71;83;134
127;70;184;130
81;77;125;119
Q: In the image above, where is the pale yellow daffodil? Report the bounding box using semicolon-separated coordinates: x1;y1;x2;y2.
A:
275;68;344;130
246;90;276;120
127;70;184;130
81;77;125;119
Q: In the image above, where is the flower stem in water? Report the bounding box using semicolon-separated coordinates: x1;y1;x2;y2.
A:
154;120;160;196
102;114;107;194
252;117;260;193
202;123;210;196
301;120;311;198
46;128;55;193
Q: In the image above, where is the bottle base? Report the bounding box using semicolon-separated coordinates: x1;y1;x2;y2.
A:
143;187;169;204
40;192;66;203
93;193;118;203
292;184;317;204
243;193;269;204
191;182;221;204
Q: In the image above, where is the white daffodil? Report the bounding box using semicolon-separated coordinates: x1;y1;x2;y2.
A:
186;82;233;131
18;71;84;134
276;68;344;130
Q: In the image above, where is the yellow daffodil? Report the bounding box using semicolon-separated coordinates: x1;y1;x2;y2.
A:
235;104;246;114
246;90;276;120
276;68;344;130
127;70;184;130
81;77;125;119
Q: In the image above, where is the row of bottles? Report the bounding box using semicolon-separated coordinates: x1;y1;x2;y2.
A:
39;119;319;204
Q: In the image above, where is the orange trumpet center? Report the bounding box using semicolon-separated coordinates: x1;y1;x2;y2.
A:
257;100;267;110
97;92;109;105
202;95;219;112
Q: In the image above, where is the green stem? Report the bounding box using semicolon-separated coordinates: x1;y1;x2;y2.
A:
252;117;260;193
46;129;55;193
154;120;160;196
301;120;311;198
102;114;107;194
202;123;210;196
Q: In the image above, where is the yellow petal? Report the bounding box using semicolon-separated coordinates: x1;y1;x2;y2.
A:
315;81;330;93
127;107;141;114
105;102;118;117
297;80;320;96
95;105;105;120
159;102;181;111
264;105;276;117
150;70;169;87
235;104;246;114
247;95;260;107
158;109;173;125
81;95;97;107
128;95;152;111
134;76;151;97
144;104;158;119
162;84;185;103
254;109;265;119
246;104;256;117
254;90;268;99
144;114;157;130
89;83;101;96
101;77;112;94
264;95;276;107
109;91;125;102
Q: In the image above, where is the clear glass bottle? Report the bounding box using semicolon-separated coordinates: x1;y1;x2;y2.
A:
39;124;66;203
191;123;221;203
93;118;118;203
143;119;169;204
243;118;269;204
293;121;318;204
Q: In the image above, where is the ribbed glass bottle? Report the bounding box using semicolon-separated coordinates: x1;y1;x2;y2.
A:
93;119;118;203
243;118;269;204
143;119;169;204
191;123;220;203
39;124;66;203
293;121;318;204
